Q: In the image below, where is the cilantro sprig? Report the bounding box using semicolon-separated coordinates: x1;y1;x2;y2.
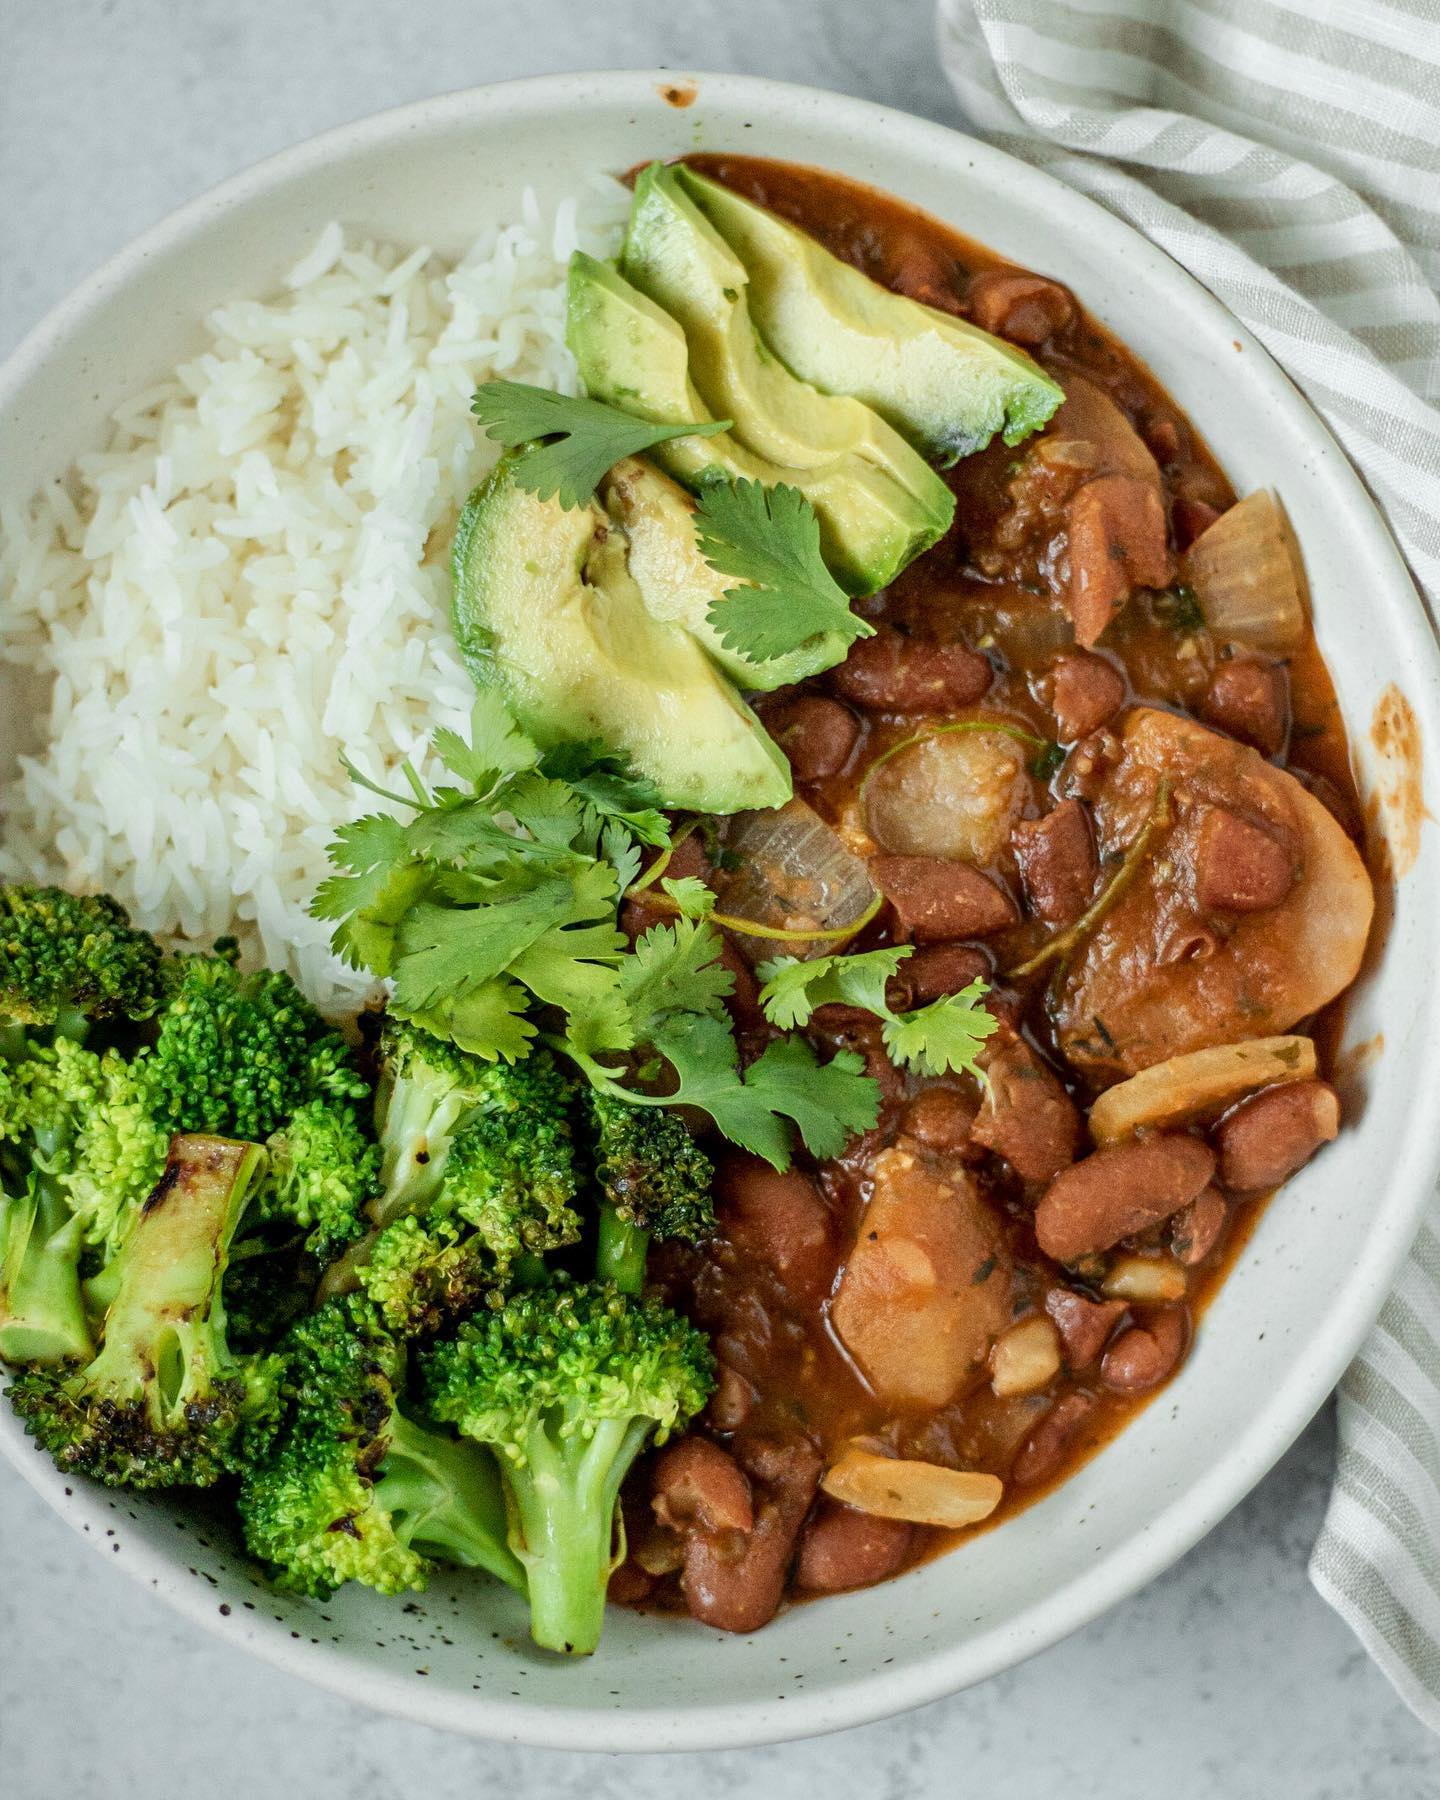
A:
312;695;879;1167
756;945;999;1078
694;476;875;664
470;380;730;511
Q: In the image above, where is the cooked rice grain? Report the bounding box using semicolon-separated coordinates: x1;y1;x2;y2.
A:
0;180;629;1008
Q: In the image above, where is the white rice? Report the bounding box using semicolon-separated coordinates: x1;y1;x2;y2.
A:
0;179;631;1009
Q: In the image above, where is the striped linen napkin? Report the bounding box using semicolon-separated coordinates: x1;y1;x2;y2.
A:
936;0;1440;1730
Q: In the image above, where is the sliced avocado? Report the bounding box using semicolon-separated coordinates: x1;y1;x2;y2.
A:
567;252;946;597
673;164;1064;462
452;455;792;815
599;457;849;692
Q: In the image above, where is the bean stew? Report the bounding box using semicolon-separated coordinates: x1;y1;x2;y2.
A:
612;155;1375;1630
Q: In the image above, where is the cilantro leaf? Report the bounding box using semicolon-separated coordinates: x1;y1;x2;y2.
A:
432;692;541;787
755;945;908;1029
695;478;876;663
619;920;733;1043
645;1015;878;1169
880;983;999;1078
309;812;414;925
470;380;730;510
400;975;537;1064
660;875;715;919
539;741;670;848
756;948;997;1079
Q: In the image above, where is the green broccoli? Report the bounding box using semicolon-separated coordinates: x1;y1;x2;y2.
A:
14;1039;170;1258
331;1022;581;1328
371;1018;578;1234
0;885;163;1052
421;1279;714;1656
0;1176;90;1365
147;943;368;1143
10;1134;282;1487
587;1094;715;1295
0;1039;165;1362
255;1096;378;1263
352;1215;499;1339
238;1295;525;1600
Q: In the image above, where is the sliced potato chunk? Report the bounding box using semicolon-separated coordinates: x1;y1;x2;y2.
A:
822;1447;1004;1528
1088;1035;1317;1145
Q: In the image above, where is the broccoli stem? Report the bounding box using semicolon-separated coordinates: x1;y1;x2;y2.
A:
594;1205;649;1296
511;1413;652;1656
376;1412;527;1594
0;1178;93;1364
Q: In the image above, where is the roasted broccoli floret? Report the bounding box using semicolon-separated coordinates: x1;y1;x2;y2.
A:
10;1134;282;1486
421;1279;714;1656
238;1296;525;1600
0;885;163;1051
147;943;367;1142
255;1097;378;1263
371;1018;578;1234
352;1215;498;1339
0;1039;166;1362
587;1094;715;1294
14;1039;169;1258
333;1023;581;1327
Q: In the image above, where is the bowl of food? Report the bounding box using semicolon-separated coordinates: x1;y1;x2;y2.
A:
2;68;1438;1751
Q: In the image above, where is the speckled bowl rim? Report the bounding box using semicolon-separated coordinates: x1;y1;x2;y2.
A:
3;68;1439;1751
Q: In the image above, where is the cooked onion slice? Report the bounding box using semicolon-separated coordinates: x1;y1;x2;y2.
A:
863;724;1035;862
1088;1035;1317;1144
821;1447;1004;1528
1182;490;1306;651
990;1315;1062;1398
719;798;879;962
1102;1254;1188;1304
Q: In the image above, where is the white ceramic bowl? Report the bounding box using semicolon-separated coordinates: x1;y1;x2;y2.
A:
3;69;1439;1752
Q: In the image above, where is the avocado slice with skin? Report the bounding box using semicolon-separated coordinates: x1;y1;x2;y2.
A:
452;454;792;815
601;457;851;691
673;164;1064;463
567;251;948;597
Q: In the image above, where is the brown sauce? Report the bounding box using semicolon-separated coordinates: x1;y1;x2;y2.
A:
618;155;1370;1622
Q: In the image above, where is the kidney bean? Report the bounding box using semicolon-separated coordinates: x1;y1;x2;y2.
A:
1172;495;1223;551
1067;474;1174;646
1012;798;1100;925
679;1433;822;1634
707;1363;756;1433
828;626;992;713
1100;1305;1189;1394
1192;807;1295;912
1045;1286;1127;1368
1200;657;1289;757
1216;1079;1340;1194
715;1157;838;1306
972;1033;1080;1181
902;1084;979;1154
1034;1135;1216;1262
871;856;1019;941
966;270;1075;347
1293;767;1364;840
1011;1392;1097;1487
1171;1186;1228;1266
607;1559;658;1606
1050;649;1126;740
794;1500;916;1593
759;694;861;782
652;1438;755;1535
888;942;992;1008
